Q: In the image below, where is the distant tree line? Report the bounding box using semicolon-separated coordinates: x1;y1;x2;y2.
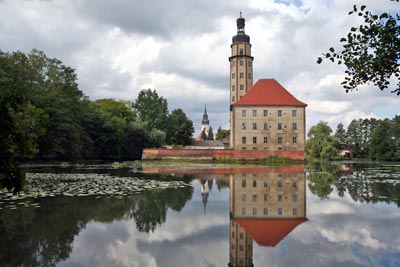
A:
307;116;400;161
0;49;194;188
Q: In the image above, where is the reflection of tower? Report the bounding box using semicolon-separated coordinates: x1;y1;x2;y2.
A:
198;179;210;215
228;166;307;266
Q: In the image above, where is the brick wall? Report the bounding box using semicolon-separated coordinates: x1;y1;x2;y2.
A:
142;149;305;160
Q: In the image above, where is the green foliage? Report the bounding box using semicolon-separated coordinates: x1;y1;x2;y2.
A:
132;89;168;131
307;121;339;160
334;123;347;145
207;126;214;140
0;50;49;189
369;119;396;161
317;4;400;95
166;108;194;145
216;126;230;141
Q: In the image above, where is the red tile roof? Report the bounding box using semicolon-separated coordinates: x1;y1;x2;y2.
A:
232;79;307;107
234;218;307;247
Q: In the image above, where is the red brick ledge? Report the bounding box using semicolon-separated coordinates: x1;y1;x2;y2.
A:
142;149;305;161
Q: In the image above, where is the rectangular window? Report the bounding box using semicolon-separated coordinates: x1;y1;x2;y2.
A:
248;61;251;67
240;72;244;78
263;136;268;144
263;110;268;116
242;180;246;187
278;123;282;130
278;208;283;215
292;110;297;117
239;232;244;239
240;84;244;90
252;123;257;130
232;96;235;102
241;208;246;215
252;110;257;116
242;137;246;144
241;123;246;130
253;180;257;187
278;194;283;202
242;194;246;202
252;208;257;215
252;136;257;144
232;73;235;79
278;180;283;187
232;85;235;91
293;208;297;216
252;194;257;202
292;122;297;130
242;110;246;117
292;194;298;202
240;48;244;55
264;194;268;202
293;136;297;144
264;123;268;130
278;110;282;117
293;181;298;188
240;60;244;66
239;244;243;251
248;73;251;79
263;208;268;215
264;181;268;187
278;137;283;144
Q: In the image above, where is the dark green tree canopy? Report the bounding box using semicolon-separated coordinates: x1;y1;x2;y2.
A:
318;4;400;95
166;108;194;146
132;89;168;131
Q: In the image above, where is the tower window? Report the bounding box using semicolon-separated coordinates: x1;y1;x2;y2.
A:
242;110;246;117
264;123;268;130
278;123;282;130
252;110;257;116
278;137;283;144
240;72;244;78
232;96;235;102
242;136;246;144
248;61;251;67
278;110;282;117
252;136;257;144
263;136;268;143
292;110;297;117
248;73;251;79
240;84;244;90
239;48;244;55
241;123;246;130
232;73;235;79
292;122;297;130
232;85;235;91
252;123;257;130
293;136;297;144
240;60;244;66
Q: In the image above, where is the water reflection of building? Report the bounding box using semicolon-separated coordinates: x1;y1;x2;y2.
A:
229;166;307;267
198;179;210;214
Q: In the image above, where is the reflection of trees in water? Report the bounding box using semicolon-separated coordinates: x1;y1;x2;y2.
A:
308;163;400;206
0;185;193;267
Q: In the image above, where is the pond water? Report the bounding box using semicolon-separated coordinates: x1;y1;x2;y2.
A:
1;162;400;267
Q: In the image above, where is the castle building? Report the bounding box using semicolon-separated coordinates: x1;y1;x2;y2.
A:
229;15;307;154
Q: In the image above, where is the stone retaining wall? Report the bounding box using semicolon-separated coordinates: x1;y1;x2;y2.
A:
142;149;305;160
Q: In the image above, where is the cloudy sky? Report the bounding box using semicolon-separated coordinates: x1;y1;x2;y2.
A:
1;0;399;134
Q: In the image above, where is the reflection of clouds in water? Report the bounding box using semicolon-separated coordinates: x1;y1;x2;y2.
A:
321;228;388;250
309;200;354;215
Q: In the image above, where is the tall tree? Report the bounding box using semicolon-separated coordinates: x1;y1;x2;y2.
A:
132;89;168;132
307;121;339;160
334;123;347;145
166;108;194;145
317;3;400;95
369;119;396;161
0;51;48;189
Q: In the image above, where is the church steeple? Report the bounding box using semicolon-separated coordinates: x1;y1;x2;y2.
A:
202;104;209;125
